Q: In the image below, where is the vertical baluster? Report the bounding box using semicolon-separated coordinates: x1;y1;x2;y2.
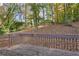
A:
45;34;46;47
14;34;16;45
70;37;72;51
11;34;13;46
49;34;51;48
40;34;41;46
71;37;74;51
45;35;49;47
32;34;33;45
55;37;57;49
56;37;57;49
50;34;52;48
43;34;44;47
72;38;75;51
74;35;77;51
8;34;11;48
52;35;54;48
74;37;76;51
30;34;32;44
62;38;64;50
36;34;37;45
38;34;40;46
64;38;65;50
46;34;48;48
10;34;12;47
41;34;43;46
64;38;66;50
57;37;59;49
43;34;45;47
60;37;63;49
66;38;68;51
61;38;64;49
37;34;39;46
48;35;50;48
55;33;56;48
57;37;58;49
64;37;66;50
71;37;73;51
41;34;43;47
34;34;35;45
69;38;70;51
75;38;78;51
68;37;70;51
42;34;44;47
60;37;62;49
52;37;54;48
61;37;63;49
47;34;48;48
50;35;54;48
58;38;60;49
45;34;47;47
8;34;10;47
32;34;34;45
54;37;56;48
34;34;36;45
65;38;67;50
59;38;61;49
40;35;44;46
62;37;65;50
36;36;41;46
70;36;72;51
36;34;38;46
68;38;70;51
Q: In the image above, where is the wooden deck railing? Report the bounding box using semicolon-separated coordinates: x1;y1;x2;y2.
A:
0;33;79;51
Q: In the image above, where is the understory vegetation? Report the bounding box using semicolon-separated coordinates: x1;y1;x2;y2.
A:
0;3;79;34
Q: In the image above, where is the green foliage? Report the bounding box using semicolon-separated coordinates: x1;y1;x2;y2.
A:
1;3;79;34
10;22;24;32
0;4;24;34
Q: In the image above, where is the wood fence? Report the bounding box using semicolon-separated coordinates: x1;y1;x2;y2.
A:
0;33;79;51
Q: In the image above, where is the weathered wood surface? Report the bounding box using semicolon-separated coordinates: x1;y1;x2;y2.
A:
0;32;79;51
